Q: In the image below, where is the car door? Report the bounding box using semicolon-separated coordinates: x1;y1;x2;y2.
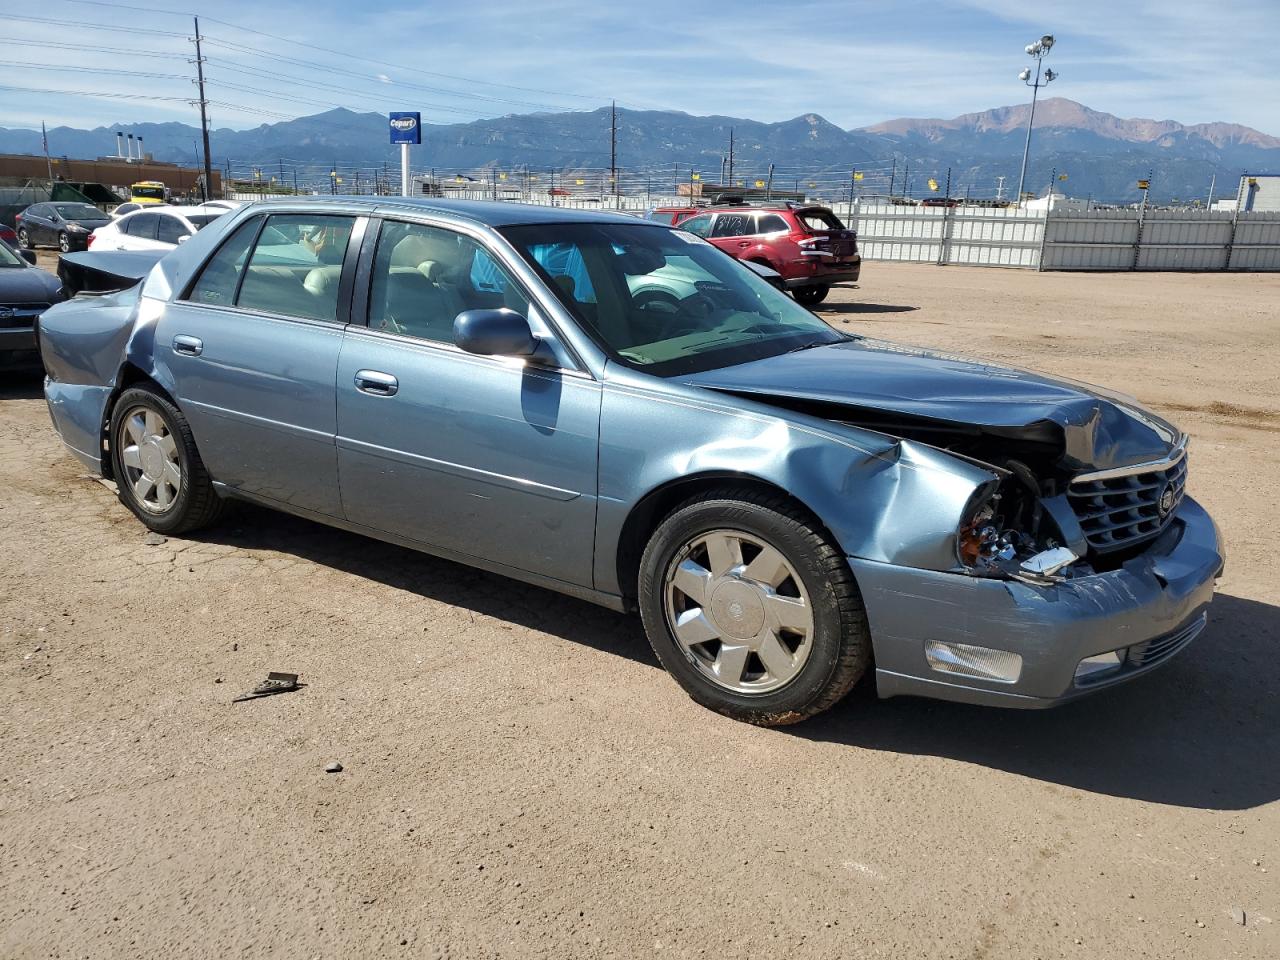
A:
120;212;163;251
334;217;601;587
27;205;54;245
707;211;754;257
154;210;363;517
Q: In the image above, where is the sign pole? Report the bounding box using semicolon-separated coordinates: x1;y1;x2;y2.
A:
388;112;422;198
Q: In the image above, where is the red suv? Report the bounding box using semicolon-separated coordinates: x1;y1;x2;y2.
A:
671;204;859;305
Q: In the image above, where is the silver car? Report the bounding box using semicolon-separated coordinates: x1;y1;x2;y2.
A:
37;198;1224;725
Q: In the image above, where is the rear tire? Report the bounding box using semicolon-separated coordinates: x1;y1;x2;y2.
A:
17;227;31;249
793;285;829;306
638;488;871;725
109;386;224;534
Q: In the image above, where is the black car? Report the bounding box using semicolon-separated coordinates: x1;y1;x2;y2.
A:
15;202;112;253
0;239;65;364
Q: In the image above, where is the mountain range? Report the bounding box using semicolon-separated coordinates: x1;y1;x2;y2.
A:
1;98;1274;202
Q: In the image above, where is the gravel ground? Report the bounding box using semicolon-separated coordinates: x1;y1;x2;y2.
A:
1;262;1278;959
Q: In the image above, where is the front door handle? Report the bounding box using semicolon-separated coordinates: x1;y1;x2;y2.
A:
354;369;398;397
737;241;751;248
172;335;203;357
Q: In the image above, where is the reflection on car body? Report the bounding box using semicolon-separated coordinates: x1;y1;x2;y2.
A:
36;198;1224;725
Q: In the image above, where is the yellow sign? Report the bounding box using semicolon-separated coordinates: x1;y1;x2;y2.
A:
691;172;700;181
808;182;817;188
853;171;864;181
1137;179;1150;189
499;172;507;180
928;178;939;192
575;178;584;185
755;180;766;188
1058;173;1068;181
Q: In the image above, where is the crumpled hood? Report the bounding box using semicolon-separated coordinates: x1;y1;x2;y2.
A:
683;337;1181;472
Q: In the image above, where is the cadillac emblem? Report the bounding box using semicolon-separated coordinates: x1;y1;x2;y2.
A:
1157;483;1177;519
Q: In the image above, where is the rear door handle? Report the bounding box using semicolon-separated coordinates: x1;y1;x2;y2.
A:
172;335;203;357
737;241;750;248
354;369;398;396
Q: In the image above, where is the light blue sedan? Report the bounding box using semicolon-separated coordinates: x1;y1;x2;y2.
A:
37;199;1223;724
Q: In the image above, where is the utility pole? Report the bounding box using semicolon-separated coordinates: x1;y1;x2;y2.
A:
609;100;618;207
996;175;1006;202
848;171;855;223
727;127;734;184
1206;173;1216;209
192;17;214;202
1015;35;1058;206
889;158;896;198
766;162;774;200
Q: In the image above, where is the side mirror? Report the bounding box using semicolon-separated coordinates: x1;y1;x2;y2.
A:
19;249;37;266
177;234;189;244
454;308;553;362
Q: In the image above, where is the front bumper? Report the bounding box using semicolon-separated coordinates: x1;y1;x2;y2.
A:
850;495;1224;708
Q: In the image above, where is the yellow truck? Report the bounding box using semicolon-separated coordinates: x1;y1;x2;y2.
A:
129;181;170;205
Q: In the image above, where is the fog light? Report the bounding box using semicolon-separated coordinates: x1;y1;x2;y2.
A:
1074;649;1124;684
925;641;1023;683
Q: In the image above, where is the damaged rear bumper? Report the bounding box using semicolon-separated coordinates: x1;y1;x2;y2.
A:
850;495;1224;708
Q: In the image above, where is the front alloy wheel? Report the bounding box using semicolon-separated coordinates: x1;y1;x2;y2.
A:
638;489;871;725
58;232;71;253
17;228;31;249
664;529;814;694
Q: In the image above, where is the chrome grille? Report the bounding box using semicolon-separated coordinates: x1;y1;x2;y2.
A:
1067;445;1187;553
1126;612;1206;668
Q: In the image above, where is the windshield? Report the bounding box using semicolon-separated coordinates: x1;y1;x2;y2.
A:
501;222;845;376
185;213;223;230
133;186;166;200
0;241;24;267
54;203;104;220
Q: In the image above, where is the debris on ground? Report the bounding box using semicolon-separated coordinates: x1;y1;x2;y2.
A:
1231;906;1246;926
325;761;343;773
143;532;168;546
232;671;301;702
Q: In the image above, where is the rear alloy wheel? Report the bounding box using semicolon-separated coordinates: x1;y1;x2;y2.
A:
109;386;224;534
792;285;829;306
16;227;31;249
638;489;871;725
58;232;71;253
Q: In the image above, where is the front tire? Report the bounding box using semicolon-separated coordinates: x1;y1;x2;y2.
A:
638;489;871;725
17;227;31;249
792;285;829;306
109;386;224;534
58;232;71;253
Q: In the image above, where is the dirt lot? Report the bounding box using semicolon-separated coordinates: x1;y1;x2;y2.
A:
2;262;1278;959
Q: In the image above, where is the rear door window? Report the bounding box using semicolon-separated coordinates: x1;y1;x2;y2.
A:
756;214;790;234
710;213;752;238
126;213;160;239
186;217;262;307
156;215;189;244
234;214;355;322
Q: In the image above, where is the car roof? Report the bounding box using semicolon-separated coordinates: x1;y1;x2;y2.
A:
240;195;655;229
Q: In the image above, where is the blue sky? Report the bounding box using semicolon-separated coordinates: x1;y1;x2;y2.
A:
2;0;1279;134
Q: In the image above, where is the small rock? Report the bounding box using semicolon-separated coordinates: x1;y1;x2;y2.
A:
1194;919;1205;928
1252;859;1261;867
143;532;167;546
1231;906;1246;926
324;761;343;773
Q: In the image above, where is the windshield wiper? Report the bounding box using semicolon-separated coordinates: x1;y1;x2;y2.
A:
784;339;833;354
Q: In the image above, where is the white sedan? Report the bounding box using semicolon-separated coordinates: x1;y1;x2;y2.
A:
90;207;226;252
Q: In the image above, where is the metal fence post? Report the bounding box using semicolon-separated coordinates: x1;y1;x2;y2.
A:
1224;206;1241;271
1036;203;1050;271
936;201;954;266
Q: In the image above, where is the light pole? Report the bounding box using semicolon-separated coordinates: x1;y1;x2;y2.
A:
1015;34;1057;206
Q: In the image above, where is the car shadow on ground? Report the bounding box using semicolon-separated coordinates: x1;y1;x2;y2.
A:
819;302;919;315
792;592;1280;811
204;504;1277;810
203;503;656;667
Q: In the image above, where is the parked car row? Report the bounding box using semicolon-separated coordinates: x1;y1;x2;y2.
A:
646;202;860;305
0;236;65;364
11;200;245;254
